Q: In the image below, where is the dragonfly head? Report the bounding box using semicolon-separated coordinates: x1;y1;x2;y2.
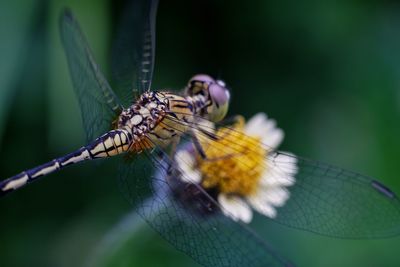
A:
186;74;230;122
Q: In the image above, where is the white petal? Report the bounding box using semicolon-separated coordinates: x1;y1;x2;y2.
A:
218;194;253;223
260;171;295;188
261;171;295;187
244;113;268;134
272;153;298;175
260;158;296;187
175;149;194;165
175;149;202;183
262;128;284;149
275;152;298;166
263;153;298;187
247;194;277;218
244;113;284;149
263;187;290;207
244;113;270;137
180;169;202;184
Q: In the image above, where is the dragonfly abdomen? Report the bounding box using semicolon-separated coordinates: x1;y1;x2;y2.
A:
0;129;131;196
86;129;131;158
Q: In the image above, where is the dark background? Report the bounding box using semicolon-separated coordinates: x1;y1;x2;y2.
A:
1;0;400;266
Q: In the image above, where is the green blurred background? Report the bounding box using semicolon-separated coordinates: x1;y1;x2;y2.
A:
1;0;400;266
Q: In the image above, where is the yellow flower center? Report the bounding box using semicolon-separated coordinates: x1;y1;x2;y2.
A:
197;116;267;196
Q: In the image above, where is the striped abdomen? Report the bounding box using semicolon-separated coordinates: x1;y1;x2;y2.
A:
0;129;131;196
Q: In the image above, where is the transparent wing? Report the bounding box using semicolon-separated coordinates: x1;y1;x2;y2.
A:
269;152;400;238
112;0;158;106
162;113;400;239
118;147;294;267
60;9;123;142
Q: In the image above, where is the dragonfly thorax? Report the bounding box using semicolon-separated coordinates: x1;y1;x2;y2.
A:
118;91;168;132
117;91;194;151
115;74;231;153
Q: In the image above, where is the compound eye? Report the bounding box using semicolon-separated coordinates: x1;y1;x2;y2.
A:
209;83;230;107
208;82;230;122
189;74;215;85
216;79;226;87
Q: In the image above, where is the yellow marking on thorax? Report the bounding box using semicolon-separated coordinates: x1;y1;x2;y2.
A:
148;94;194;147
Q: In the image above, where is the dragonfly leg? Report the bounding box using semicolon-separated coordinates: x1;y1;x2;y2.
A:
169;136;181;160
190;131;207;160
190;129;243;162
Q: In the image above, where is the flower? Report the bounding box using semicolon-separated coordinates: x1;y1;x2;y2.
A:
175;113;298;223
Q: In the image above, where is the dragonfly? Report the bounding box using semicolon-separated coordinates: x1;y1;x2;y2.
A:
1;1;400;267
